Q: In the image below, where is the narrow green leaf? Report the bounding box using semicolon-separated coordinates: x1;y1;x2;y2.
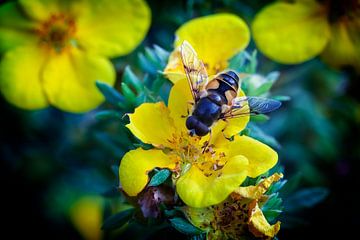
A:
273;95;291;101
250;114;270;123
169;217;204;235
267;179;288;195
280;173;302;197
138;53;157;75
247;123;281;149
251;81;275;96
121;82;137;101
151;75;166;93
153;45;170;63
266;71;280;81
148;169;171;187
95;110;122;120
96;81;125;105
123;66;143;93
284;187;329;212
229;51;246;72
102;208;134;230
144;47;163;69
246;50;258;73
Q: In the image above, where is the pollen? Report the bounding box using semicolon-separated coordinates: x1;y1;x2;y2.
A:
36;13;77;53
211;199;250;238
167;131;227;177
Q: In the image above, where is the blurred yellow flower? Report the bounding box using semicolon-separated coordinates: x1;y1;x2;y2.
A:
185;173;283;239
164;13;250;83
119;77;278;208
0;0;150;112
252;0;360;71
69;196;104;240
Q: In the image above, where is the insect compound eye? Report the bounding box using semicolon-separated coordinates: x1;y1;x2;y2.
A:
194;122;209;136
186;116;209;136
186;116;198;130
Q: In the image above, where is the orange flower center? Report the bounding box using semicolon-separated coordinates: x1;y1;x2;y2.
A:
36;14;76;53
211;199;251;238
167;132;227;177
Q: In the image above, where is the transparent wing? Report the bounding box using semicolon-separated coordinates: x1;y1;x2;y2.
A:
180;41;208;101
221;96;282;119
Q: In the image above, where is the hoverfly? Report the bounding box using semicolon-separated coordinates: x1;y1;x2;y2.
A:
180;40;281;137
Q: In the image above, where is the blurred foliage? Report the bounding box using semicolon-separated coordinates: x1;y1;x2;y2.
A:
1;0;360;239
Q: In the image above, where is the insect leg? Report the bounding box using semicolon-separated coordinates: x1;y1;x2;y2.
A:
202;129;212;154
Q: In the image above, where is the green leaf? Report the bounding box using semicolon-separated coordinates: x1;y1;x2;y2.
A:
102;208;134;230
144;47;163;69
96;81;125;106
169;217;204;235
148;169;171;187
123;66;143;93
280;173;302;197
247;123;281;149
284;187;329;212
267;179;287;195
121;82;137;101
228;51;247;72
272;95;291;101
190;234;207;240
95;110;122;120
151;75;166;93
153;45;170;63
251;81;274;96
138;52;157;75
262;193;283;223
246;50;258;73
250;114;269;123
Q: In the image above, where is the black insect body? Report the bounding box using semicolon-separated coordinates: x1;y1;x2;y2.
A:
180;41;281;137
186;71;240;136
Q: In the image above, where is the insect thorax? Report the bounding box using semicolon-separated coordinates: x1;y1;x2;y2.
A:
206;71;239;104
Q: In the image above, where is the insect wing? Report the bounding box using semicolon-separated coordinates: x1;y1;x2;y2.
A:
221;96;282;119
180;41;208;101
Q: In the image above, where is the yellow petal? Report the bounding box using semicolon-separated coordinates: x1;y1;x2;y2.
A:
252;0;330;64
248;200;281;238
228;136;278;178
184;207;214;231
42;47;115;113
126;102;177;148
321;18;360;72
19;0;62;21
176;155;249;208
168;78;193;132
0;2;37;53
69;196;103;240
76;0;151;58
233;173;283;200
211;89;249;140
167;13;250;79
119;148;176;196
0;45;48;109
163;46;187;84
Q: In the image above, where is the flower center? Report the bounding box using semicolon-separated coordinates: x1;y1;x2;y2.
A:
168;132;226;176
36;14;76;53
211;199;250;238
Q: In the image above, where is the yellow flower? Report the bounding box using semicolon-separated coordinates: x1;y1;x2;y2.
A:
69;196;104;240
119;76;278;208
164;13;250;83
0;0;150;112
252;0;360;71
185;173;283;239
